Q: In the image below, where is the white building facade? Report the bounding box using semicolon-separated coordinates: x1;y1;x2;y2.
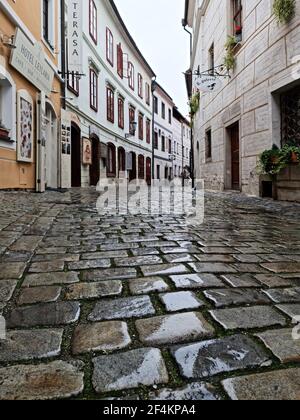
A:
184;0;300;197
64;0;155;188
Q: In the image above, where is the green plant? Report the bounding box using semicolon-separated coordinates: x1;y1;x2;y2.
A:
258;143;300;175
189;92;200;118
273;0;296;24
224;35;237;71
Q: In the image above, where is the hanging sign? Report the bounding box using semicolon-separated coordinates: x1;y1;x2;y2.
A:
195;75;222;93
68;0;83;73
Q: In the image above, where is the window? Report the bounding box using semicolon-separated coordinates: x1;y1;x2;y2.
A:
128;62;135;90
209;43;214;74
182;146;185;157
138;74;143;98
107;143;116;177
89;0;97;44
154;132;158;150
107;87;114;123
138;113;144;140
145;83;150;105
233;0;243;39
162;102;166;119
106;28;114;66
89;69;98;111
43;0;54;49
161;135;165;152
129;107;135;135
43;0;49;42
281;86;300;146
146;119;151;144
138;155;145;179
168;109;172;124
154;96;158;114
117;43;123;78
118;97;124;129
67;72;80;96
169;139;172;154
206;129;212;160
0;74;16;142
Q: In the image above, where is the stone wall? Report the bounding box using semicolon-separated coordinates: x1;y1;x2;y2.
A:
276;165;300;202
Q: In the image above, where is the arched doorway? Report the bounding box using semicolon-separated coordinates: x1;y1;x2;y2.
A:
118;147;126;177
138;155;145;180
71;123;81;187
45;101;58;189
129;152;137;181
90;136;100;186
146;157;152;185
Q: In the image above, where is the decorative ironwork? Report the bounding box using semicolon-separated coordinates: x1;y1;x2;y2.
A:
188;65;231;79
281;86;300;146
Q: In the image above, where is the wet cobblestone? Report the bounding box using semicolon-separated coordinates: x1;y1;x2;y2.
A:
0;188;300;399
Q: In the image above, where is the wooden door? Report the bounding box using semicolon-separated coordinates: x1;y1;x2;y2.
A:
231;123;240;190
90;137;100;186
71;124;81;187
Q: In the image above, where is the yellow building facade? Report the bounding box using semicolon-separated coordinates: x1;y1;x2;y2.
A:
0;0;62;190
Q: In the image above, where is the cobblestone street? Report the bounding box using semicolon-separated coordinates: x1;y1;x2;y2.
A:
0;188;300;400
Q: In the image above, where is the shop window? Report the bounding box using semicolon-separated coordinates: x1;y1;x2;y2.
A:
0;73;16;142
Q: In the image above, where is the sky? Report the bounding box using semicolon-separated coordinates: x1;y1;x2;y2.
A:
114;0;190;117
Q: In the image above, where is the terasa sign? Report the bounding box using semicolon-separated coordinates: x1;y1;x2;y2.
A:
194;75;222;93
68;0;83;73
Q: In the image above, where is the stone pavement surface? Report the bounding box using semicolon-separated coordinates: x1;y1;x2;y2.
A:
0;188;300;400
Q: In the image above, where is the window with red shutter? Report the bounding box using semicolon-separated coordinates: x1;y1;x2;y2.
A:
106;28;114;66
138;74;143;98
129;107;135;135
117;43;124;78
145;83;150;105
89;0;97;44
138;155;145;179
118;97;124;129
128;62;135;90
90;68;98;111
67;71;80;96
107;87;115;123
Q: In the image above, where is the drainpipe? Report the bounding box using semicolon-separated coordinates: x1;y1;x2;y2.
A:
151;78;157;180
60;0;66;111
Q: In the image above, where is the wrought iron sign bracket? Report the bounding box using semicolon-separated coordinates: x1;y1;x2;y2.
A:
193;65;231;79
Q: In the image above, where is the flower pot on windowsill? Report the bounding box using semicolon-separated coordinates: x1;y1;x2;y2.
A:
290;152;299;164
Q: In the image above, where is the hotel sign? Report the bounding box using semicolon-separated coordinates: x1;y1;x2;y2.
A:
10;28;54;96
68;0;83;73
195;75;222;93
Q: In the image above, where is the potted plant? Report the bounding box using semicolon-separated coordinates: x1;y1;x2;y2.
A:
224;35;237;71
281;143;300;164
259;145;283;175
235;25;243;42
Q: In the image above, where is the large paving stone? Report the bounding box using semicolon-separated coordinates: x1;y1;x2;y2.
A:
170;273;224;289
88;296;155;321
0;279;18;308
10;236;43;252
210;306;286;330
136;312;215;345
140;264;189;277
262;262;300;274
18;286;61;305
221;274;260;288
7;302;80;328
82;251;128;259
189;263;237;274
129;277;169;295
256;329;300;363
92;348;169;393
160;291;204;312
1;251;32;262
264;288;300;304
82;268;137;281
276;304;300;322
68;259;111;270
149;382;220;401
0;262;27;279
115;256;163;267
222;369;300;400
195;254;235;263
255;274;297;288
172;335;270;379
0;329;63;362
28;260;65;273
164;254;196;263
22;272;79;287
65;281;122;300
0;361;84;400
72;321;131;355
204;289;270;308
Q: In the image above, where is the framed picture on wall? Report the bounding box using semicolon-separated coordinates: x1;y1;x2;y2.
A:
82;137;92;165
17;90;34;163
